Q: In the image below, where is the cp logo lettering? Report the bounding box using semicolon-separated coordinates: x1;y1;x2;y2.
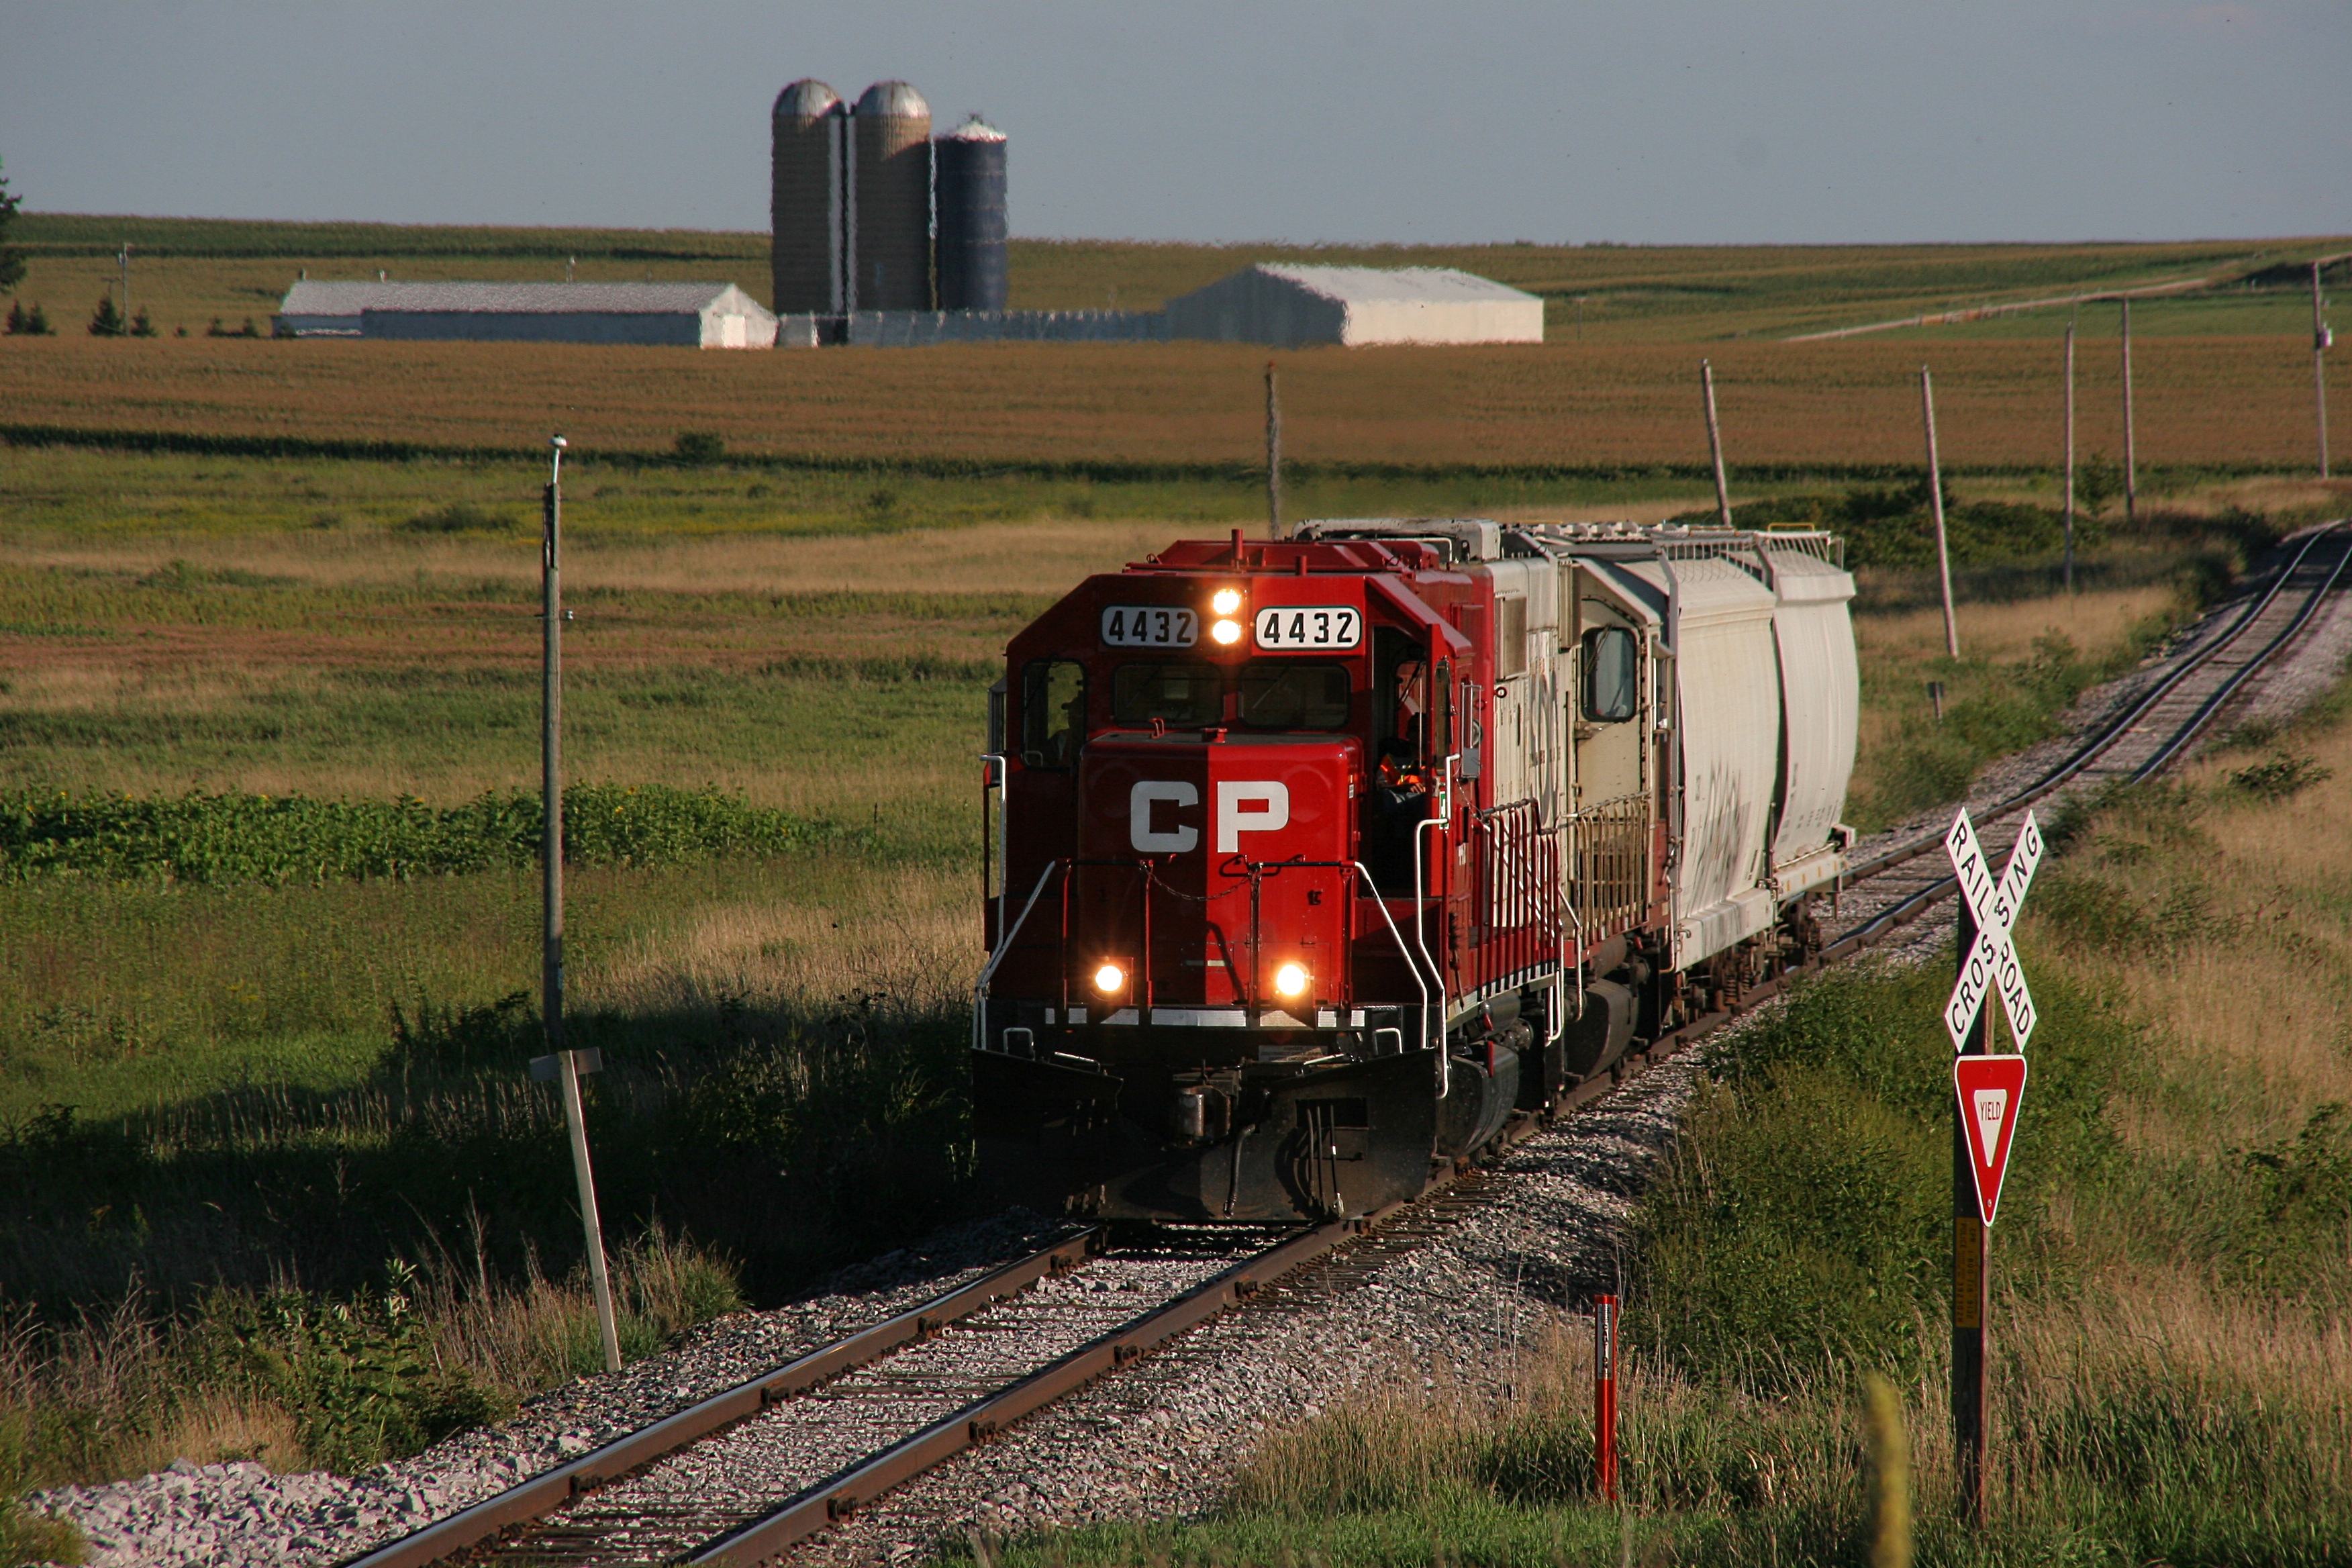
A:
1127;780;1291;855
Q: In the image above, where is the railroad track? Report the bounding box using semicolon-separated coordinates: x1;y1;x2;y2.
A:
345;522;2349;1568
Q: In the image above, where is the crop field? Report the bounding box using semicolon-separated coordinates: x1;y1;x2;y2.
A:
11;213;2345;340
5;217;2345;476
1;332;2341;475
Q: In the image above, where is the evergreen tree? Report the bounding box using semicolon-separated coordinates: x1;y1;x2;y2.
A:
3;299;21;334
130;305;156;337
0;156;23;297
26;301;53;335
88;293;126;336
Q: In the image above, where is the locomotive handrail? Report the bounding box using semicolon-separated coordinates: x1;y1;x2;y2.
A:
1412;752;1459;1098
1230;857;1436;1055
971;860;1062;1052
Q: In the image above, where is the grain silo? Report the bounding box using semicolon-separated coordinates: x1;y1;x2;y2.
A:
850;81;933;311
771;79;846;315
934;115;1008;312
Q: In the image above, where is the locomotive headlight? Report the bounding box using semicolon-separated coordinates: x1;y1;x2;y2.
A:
1210;587;1243;616
1092;961;1127;994
1273;962;1310;999
1210;619;1243;646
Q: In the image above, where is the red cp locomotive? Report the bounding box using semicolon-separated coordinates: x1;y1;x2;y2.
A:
975;518;1857;1222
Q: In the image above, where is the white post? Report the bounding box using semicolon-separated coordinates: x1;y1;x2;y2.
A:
2316;261;2332;481
544;434;622;1375
1702;360;1732;528
2063;322;2077;594
1265;362;1283;540
1922;367;1959;659
2120;301;2137;520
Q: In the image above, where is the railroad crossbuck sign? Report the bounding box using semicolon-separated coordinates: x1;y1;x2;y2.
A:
1954;1054;2030;1226
1943;807;2042;1053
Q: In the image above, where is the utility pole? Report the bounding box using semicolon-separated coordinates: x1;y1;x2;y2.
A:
1701;359;1733;529
117;243;131;324
542;434;622;1375
2120;300;2137;520
1922;366;1959;659
1265;361;1283;540
2315;260;2333;481
2062;320;2077;594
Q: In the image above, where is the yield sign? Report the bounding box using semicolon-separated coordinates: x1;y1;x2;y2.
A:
1943;807;2043;1053
1954;1054;2029;1226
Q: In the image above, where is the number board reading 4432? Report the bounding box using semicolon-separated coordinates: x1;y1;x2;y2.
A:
1255;605;1362;650
1101;606;1198;648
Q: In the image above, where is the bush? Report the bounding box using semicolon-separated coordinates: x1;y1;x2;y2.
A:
400;500;516;534
672;430;725;464
211;1267;502;1473
2226;751;2332;800
0;783;846;887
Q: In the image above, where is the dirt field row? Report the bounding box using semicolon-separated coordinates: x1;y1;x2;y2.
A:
0;333;2339;471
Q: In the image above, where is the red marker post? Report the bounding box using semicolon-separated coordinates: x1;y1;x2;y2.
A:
1594;1293;1619;1502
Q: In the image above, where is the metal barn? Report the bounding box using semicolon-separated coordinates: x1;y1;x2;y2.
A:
273;281;779;348
1163;264;1545;348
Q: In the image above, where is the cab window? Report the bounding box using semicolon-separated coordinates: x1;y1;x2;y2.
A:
1581;627;1639;723
1112;662;1222;727
1022;658;1085;769
1238;660;1350;730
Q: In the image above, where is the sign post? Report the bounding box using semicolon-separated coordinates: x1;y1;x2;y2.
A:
1942;806;2039;1525
1593;1293;1619;1503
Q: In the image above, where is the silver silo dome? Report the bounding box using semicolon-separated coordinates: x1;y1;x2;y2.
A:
850;81;933;311
771;79;846;315
935;115;1008;313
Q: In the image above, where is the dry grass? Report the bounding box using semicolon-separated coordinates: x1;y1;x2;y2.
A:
591;863;978;1014
3;332;2342;471
1855;585;2177;669
2035;710;2352;1149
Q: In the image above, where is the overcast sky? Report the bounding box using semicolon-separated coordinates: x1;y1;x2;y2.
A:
2;1;2345;244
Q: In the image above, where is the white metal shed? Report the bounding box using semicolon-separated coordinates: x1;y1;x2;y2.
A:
275;281;779;348
1162;264;1544;348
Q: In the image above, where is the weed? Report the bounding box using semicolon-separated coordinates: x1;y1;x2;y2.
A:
0;783;844;887
2226;751;2333;799
401;501;517;535
672;432;725;466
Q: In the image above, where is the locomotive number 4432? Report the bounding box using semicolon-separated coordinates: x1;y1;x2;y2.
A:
1254;605;1362;650
1100;606;1199;647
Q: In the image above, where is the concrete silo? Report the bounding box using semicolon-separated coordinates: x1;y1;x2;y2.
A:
771;79;846;315
850;81;933;311
934;115;1008;312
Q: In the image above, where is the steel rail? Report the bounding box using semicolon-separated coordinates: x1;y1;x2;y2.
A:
336;1230;1099;1568
343;524;2348;1568
1843;521;2349;889
685;1218;1369;1567
1833;522;2351;947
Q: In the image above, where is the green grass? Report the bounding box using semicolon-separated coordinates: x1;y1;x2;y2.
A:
0;783;843;886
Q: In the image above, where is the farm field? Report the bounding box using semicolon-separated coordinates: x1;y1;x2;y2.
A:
1;332;2341;474
10;213;2345;340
